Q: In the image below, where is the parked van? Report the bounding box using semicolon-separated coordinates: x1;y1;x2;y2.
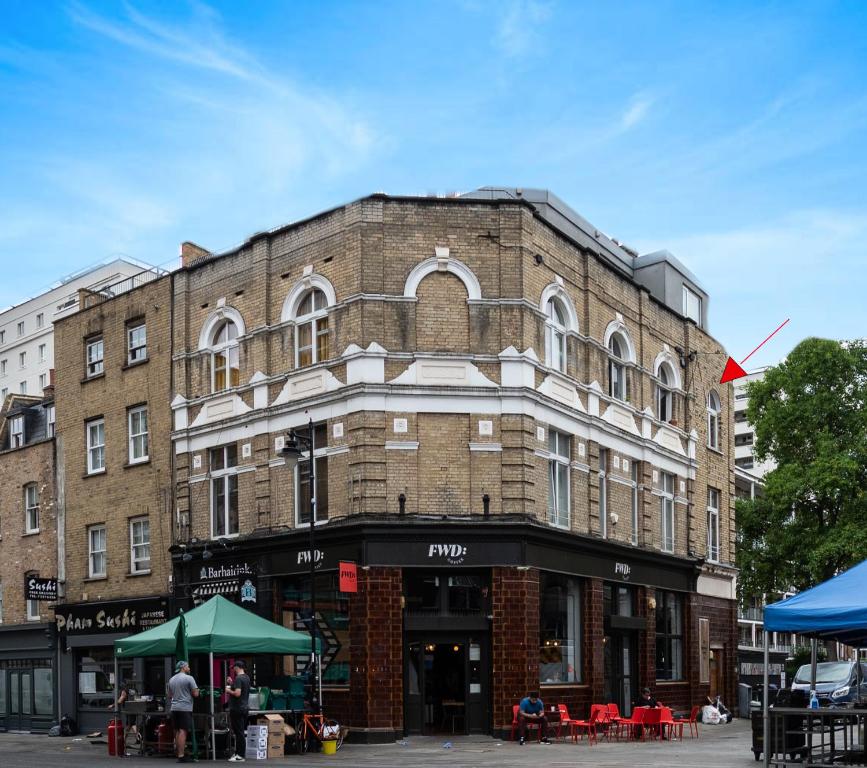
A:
791;661;867;705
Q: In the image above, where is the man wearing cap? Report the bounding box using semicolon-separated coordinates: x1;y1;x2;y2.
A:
168;661;199;763
225;660;251;762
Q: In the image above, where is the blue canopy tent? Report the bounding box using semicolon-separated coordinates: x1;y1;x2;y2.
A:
760;560;867;767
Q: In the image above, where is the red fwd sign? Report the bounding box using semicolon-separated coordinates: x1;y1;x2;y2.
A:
339;561;358;593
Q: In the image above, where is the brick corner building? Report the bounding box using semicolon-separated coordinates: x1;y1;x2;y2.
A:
167;188;737;741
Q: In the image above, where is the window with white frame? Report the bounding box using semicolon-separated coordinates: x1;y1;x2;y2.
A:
86;418;105;473
707;390;721;449
27;595;40;621
0;330;4;344
19;351;26;368
210;444;239;537
656;364;674;423
598;447;608;538
1;387;8;401
10;415;24;447
0;358;6;375
46;405;55;437
544;297;568;372
17;321;24;337
547;429;570;529
128;405;149;463
36;312;44;328
88;524;107;578
210;320;240;392
129;517;151;573
682;285;702;325
295;423;330;525
39;373;47;390
127;323;147;364
608;334;628;401
24;483;39;533
661;472;675;552
707;487;720;562
631;461;640;545
294;289;330;368
38;343;46;363
86;337;104;377
19;380;26;394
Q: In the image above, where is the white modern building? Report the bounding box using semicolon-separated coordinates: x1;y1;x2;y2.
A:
0;259;155;402
733;367;775;477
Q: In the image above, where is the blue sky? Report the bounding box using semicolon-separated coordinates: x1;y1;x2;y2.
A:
2;1;865;368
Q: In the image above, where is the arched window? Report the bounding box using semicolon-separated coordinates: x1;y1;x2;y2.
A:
656;364;675;423
295;288;330;368
707;390;721;449
211;319;240;392
545;297;568;372
608;334;629;401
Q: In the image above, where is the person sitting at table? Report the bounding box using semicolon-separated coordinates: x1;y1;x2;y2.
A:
634;687;659;708
108;674;141;743
517;691;551;745
225;660;251;762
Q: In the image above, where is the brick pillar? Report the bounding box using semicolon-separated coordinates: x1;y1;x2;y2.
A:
639;586;656;694
491;566;539;736
348;567;403;742
583;578;604;702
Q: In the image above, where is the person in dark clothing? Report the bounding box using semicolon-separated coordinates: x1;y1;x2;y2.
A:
225;660;251;762
634;687;659;709
517;691;550;744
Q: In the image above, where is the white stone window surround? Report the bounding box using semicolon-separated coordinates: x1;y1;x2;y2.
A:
539;282;579;374
402;250;482;301
199;307;245;394
604;319;636;404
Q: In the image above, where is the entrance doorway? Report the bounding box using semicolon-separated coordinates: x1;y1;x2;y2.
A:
405;635;489;735
603;633;637;717
710;649;723;697
7;669;32;731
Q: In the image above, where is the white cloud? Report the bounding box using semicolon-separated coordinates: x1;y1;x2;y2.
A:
620;92;654;131
494;0;552;58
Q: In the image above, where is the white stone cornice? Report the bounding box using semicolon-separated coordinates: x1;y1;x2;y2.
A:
388;357;497;388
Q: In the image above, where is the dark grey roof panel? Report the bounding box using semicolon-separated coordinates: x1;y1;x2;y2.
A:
635;249;706;294
460;187;635;275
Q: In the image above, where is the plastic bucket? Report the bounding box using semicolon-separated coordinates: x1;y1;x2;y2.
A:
322;739;337;755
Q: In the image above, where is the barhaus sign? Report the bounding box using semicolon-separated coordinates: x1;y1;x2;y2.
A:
54;597;169;635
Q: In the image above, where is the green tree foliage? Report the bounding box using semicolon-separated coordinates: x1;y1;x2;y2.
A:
736;338;867;601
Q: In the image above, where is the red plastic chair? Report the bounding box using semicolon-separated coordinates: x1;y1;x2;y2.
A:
556;704;578;741
615;706;646;740
570;706;602;745
686;705;701;738
642;708;662;741
510;704;542;742
659;706;682;741
607;703;623;723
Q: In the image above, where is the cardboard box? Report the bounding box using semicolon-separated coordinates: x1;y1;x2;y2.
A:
267;743;284;759
257;714;284;735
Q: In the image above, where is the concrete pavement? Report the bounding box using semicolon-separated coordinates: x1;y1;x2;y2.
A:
0;718;759;768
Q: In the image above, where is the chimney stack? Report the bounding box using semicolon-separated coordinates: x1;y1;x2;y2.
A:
180;241;210;267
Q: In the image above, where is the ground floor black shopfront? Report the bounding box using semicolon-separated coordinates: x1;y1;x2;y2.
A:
171;517;737;742
0;623;58;732
53;595;172;734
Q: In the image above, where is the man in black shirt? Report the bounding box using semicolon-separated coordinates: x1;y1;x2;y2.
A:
634;687;659;709
225;660;251;762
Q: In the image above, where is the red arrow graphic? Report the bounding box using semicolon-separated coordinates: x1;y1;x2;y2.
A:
720;318;790;384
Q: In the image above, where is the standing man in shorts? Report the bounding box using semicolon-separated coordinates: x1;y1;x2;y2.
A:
168;660;199;763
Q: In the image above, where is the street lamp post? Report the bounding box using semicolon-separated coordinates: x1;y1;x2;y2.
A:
281;418;320;715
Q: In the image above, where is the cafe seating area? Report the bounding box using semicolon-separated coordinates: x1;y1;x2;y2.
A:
512;702;701;745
